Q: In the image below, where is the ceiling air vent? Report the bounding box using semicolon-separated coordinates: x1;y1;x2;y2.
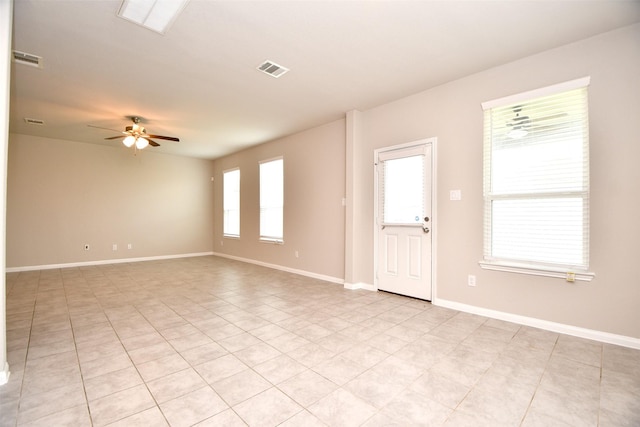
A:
257;60;289;78
12;50;43;68
24;118;45;125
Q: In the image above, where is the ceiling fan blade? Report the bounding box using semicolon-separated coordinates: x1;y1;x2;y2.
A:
88;124;123;133
138;135;161;147
104;135;126;140
147;134;180;142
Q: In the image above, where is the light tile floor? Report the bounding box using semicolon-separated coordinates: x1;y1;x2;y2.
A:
2;256;640;426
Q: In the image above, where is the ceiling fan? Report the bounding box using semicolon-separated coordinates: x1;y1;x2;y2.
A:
506;106;566;139
89;116;179;150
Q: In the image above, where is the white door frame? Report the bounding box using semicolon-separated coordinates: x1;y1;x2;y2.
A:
373;137;437;300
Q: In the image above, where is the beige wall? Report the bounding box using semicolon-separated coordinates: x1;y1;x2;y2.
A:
212;120;346;281
7;134;215;268
352;24;640;338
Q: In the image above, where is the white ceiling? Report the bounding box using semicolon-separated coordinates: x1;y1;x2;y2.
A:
10;0;640;159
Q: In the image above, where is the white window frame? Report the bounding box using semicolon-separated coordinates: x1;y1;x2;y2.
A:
259;157;284;244
480;77;594;281
223;167;240;238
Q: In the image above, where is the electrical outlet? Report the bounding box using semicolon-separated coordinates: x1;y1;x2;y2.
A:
112;244;118;251
127;243;132;250
468;275;476;287
295;250;299;258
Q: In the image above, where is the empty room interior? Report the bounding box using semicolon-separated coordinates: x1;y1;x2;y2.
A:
1;1;640;426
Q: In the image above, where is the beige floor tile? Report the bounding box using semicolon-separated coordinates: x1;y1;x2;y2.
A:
80;352;134;380
159;323;202;340
26;338;76;361
254;354;308;385
19;404;92;427
195;354;248;384
279;410;326;427
343;368;406;409
107;407;169;427
529;382;600;427
308;388;377;427
553;335;603;367
169;330;213;352
264;332;310;353
128;341;177;365
136;353;190;382
75;338;125;365
286;342;335;368
120;331;167;352
212;369;272;406
279;369;338;407
21;367;83;397
147;367;208;403
233;387;302;427
84;366;144;402
408;370;471;409
180;342;229;365
457;377;535;426
159;386;228;427
381;388;452;426
363;333;408;354
233;342;282;367
17;382;87;425
89;383;156;426
193;408;247;426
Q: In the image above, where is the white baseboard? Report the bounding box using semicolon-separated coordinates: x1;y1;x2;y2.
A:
433;298;640;350
344;282;376;291
0;362;9;385
212;252;344;285
5;252;215;273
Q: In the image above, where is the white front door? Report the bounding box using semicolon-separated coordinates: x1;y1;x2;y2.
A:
375;140;433;300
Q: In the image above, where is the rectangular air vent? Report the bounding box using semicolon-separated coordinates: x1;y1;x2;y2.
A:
24;118;45;125
12;50;43;68
257;60;289;78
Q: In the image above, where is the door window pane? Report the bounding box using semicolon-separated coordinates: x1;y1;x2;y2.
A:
382;155;424;224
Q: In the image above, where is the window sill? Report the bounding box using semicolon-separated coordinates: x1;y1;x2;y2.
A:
223;234;240;240
479;260;595;282
260;238;284;245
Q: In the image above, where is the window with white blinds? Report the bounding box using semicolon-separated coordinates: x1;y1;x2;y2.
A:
223;168;240;237
481;78;593;280
259;157;284;242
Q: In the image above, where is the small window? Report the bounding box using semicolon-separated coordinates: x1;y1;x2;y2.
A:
259;157;283;243
223;168;240;237
481;78;593;280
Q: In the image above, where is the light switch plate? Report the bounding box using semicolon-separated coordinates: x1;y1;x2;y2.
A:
450;190;462;201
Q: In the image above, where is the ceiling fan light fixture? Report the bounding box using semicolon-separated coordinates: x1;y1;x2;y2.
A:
118;0;190;34
123;135;136;147
135;137;149;150
507;128;529;139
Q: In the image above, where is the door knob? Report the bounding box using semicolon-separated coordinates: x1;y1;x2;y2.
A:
424;216;430;222
423;226;430;233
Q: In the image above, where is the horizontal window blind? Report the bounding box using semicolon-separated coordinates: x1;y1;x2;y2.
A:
483;83;589;270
